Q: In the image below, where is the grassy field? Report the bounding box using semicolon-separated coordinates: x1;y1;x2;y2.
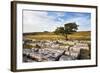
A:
23;31;91;41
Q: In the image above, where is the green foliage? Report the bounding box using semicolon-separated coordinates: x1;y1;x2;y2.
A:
64;22;78;34
54;27;65;35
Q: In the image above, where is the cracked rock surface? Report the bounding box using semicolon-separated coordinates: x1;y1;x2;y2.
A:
23;40;90;62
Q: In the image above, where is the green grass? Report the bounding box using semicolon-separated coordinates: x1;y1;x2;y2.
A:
23;31;91;41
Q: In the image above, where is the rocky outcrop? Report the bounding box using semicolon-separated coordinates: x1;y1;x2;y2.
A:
23;39;90;62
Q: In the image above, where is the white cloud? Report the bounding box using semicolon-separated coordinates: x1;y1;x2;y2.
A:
23;10;62;33
23;10;91;33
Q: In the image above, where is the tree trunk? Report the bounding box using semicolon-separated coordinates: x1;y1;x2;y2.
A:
65;34;68;40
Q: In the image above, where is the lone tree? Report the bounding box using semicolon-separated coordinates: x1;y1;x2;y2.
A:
54;27;65;35
54;27;65;40
54;22;78;40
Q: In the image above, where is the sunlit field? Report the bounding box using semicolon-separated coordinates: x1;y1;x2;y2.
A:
23;31;90;41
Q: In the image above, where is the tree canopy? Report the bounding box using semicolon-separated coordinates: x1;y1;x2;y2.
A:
54;22;78;40
64;22;78;34
54;27;65;35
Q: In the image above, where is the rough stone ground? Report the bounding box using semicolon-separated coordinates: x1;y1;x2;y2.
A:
23;39;90;62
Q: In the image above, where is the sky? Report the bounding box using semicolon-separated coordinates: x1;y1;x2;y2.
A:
23;10;91;33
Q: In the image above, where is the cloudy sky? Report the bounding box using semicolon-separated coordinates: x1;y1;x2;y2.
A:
23;10;91;33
